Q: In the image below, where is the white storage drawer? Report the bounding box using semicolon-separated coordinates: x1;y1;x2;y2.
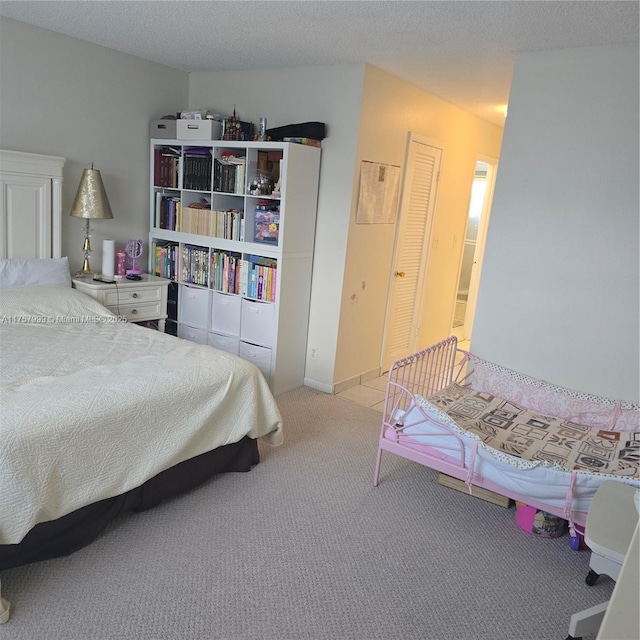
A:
104;285;164;306
240;299;274;347
207;332;240;356
178;324;207;344
179;285;210;328
118;301;163;323
239;341;272;382
211;291;241;336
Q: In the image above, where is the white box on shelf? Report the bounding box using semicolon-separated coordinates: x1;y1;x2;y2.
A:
240;299;274;347
239;341;272;381
211;291;241;336
179;285;210;328
207;332;240;356
176;120;222;141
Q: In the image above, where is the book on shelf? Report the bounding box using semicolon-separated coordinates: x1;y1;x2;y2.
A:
155;193;181;231
179;201;243;239
213;153;246;194
282;137;322;148
153;240;178;280
181;244;209;286
210;250;242;294
244;254;277;302
154;147;181;188
183;147;213;191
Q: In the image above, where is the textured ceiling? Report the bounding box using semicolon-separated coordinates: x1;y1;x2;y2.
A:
1;1;638;126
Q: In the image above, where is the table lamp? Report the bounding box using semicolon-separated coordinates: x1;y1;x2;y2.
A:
70;164;113;276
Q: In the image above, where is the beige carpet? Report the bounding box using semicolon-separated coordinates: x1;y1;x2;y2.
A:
1;387;613;639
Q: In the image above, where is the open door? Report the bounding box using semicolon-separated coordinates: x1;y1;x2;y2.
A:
452;157;497;341
381;133;442;372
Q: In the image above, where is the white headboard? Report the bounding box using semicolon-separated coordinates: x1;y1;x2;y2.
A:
0;149;66;259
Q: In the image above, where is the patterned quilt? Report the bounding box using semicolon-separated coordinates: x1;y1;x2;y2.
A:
426;383;639;479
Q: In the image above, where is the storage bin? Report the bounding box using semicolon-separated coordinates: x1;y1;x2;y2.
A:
515;503;568;538
179;285;210;328
176;119;222;141
211;291;241;336
240;299;274;347
239;341;272;381
150;119;177;139
207;332;240;356
178;324;207;344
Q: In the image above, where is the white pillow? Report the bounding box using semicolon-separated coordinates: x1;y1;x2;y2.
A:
0;285;115;320
0;258;72;289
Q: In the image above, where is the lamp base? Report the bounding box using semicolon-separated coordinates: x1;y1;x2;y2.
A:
74;269;95;278
74;255;95;278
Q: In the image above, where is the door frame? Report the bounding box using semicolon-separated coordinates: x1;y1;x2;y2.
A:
453;154;498;341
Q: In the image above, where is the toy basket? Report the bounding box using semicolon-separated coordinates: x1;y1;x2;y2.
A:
515;503;568;538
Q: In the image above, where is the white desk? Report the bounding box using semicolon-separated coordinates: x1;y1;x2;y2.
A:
597;522;640;640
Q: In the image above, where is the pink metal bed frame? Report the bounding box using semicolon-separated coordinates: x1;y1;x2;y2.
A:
373;336;638;530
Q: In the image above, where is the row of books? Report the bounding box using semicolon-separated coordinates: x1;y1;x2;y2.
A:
153;241;178;280
210;254;277;300
210;250;242;294
155;194;181;231
154;241;278;302
181;205;243;240
245;255;277;302
183;149;213;191
214;156;246;194
182;244;209;286
153;242;277;301
155;194;244;240
154;147;180;188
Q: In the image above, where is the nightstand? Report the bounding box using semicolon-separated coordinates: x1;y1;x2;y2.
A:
72;274;171;332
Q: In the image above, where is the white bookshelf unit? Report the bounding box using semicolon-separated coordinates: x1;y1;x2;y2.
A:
149;139;321;395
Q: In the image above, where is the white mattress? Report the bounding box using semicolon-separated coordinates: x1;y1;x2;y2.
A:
0;286;283;545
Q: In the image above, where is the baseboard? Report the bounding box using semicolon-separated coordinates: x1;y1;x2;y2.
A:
360;367;382;383
303;378;334;394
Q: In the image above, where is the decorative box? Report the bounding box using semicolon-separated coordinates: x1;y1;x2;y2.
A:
150;119;177;139
176;119;222;141
254;202;280;244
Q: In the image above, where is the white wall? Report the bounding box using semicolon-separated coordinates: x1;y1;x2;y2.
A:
189;66;365;392
0;17;188;273
473;45;639;402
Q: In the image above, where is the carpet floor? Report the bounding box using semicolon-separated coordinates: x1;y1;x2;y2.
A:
1;386;613;639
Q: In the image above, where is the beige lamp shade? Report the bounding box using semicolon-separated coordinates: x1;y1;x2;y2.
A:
70;168;113;219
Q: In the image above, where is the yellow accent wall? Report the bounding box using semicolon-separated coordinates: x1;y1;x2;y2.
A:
334;65;503;385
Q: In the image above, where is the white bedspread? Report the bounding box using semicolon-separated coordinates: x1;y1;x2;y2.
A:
0;286;283;545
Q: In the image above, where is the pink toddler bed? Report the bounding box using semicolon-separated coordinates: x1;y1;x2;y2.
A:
373;336;639;530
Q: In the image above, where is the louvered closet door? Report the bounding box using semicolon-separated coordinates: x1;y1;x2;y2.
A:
382;137;442;371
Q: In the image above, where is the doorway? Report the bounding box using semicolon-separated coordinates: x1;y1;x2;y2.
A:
451;157;497;342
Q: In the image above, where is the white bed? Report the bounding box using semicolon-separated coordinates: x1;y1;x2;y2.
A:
0;150;283;623
0;284;282;547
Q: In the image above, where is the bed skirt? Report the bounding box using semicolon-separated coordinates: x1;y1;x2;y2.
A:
0;436;259;571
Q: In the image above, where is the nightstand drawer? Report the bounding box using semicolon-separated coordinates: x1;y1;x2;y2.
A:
103;285;164;306
114;301;163;322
